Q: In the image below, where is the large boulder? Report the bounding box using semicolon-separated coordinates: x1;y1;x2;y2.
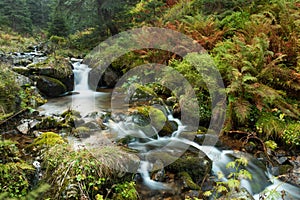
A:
35;75;67;97
166;150;212;186
12;56;74;97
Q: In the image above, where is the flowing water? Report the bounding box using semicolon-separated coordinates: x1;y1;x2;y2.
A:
38;60;111;116
38;62;300;200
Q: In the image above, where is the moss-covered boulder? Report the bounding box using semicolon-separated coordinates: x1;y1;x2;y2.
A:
35;75;67;97
166;151;212;185
22;56;74;97
131;106;177;137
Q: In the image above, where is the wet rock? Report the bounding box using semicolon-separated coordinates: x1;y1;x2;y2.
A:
82;121;101;130
70;58;83;63
13;58;32;66
12;66;31;76
194;134;223;148
275;150;287;157
152;168;165;182
276;156;289;165
178;171;201;190
166;151;212;185
158;121;178;137
14;72;32;86
17;122;30;134
72;126;92;138
24;57;74;96
166;96;177;106
29;119;40;129
35;75;67;97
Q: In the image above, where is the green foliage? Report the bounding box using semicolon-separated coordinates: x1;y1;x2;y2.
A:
0;64;21;115
163;0;203;22
0;184;50;200
18;86;47;109
41;144;137;199
48;10;69;37
264;140;278;150
256;112;285;139
0;137;34;198
0;30;36;52
282;122;300;147
213;34;299;131
204;157;252;199
113;181;138;200
219;11;250;30
68;28;101;51
0;138;21;164
129;0;166;26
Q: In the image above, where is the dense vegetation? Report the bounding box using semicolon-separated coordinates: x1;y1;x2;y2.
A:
0;0;300;199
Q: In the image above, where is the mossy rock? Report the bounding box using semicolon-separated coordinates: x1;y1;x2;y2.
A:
61;109;81;118
133;106;167;128
178;171;201;190
12;66;30;76
35;116;61;130
129;83;157;103
27;56;74;92
28;132;65;150
166;151;212;184
72;126;91;137
27;56;73;79
35;75;67;97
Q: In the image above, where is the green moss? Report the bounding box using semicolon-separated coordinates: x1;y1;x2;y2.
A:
35;116;60;130
28;55;73;79
29;132;65;150
72;126;91;137
178;171;201;190
38;75;67;92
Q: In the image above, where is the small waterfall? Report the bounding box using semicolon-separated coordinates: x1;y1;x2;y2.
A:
70;60;97;114
38;59;111;116
72;61;91;91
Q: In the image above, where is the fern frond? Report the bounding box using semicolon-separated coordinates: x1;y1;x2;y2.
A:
233;98;252;124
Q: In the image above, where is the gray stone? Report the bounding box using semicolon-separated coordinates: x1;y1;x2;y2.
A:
17;122;30;134
14;72;32;86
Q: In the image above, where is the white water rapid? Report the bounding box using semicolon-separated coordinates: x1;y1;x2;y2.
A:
109;111;300;200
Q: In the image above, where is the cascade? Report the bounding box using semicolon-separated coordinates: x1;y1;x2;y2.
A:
72;61;91;91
